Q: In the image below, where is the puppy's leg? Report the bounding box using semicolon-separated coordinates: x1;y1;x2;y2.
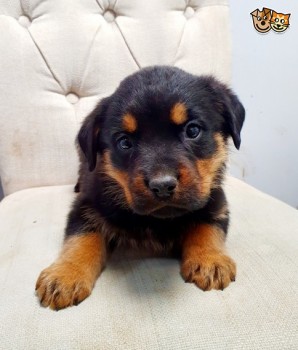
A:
36;232;106;310
181;224;236;291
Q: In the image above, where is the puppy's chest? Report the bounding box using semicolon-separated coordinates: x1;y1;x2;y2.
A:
106;217;184;255
126;227;177;253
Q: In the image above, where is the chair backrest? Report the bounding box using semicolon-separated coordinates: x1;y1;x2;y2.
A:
0;0;230;196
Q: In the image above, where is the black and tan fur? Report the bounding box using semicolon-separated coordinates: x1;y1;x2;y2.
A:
36;66;245;310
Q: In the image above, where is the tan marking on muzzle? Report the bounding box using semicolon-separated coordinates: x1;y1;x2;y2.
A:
103;151;133;205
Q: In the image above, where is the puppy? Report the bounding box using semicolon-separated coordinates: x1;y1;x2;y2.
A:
36;66;245;310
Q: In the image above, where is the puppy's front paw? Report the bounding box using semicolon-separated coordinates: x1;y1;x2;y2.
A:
35;262;93;310
181;252;236;291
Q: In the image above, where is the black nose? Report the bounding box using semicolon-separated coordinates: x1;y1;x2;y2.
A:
149;175;177;199
261;20;265;25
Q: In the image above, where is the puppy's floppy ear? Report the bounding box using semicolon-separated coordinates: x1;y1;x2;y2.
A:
78;97;109;171
220;89;245;149
204;77;245;149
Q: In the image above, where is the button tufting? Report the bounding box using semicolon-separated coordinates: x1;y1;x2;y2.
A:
184;6;195;19
18;15;31;28
66;93;79;104
103;10;116;22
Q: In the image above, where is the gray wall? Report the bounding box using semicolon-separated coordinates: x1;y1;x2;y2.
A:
229;0;298;207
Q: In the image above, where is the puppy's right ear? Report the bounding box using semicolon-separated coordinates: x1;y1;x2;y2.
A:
78;97;109;172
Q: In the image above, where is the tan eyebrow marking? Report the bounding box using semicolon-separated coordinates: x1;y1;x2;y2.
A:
170;103;188;125
122;113;138;133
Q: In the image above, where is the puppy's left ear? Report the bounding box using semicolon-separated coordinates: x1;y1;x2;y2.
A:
221;89;245;149
206;77;245;149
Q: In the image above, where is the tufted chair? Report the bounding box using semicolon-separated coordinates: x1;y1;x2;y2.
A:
0;1;297;349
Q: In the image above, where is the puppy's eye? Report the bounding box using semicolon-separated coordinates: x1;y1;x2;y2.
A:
257;16;261;21
117;135;133;150
264;16;267;20
275;18;279;23
185;123;201;139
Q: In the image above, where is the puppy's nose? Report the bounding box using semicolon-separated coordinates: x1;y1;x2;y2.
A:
261;20;265;25
149;175;177;199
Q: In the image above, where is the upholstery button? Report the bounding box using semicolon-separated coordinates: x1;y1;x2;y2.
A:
66;93;79;104
103;10;116;22
18;15;31;28
184;6;195;19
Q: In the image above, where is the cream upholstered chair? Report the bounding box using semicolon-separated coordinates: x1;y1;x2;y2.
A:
0;1;297;349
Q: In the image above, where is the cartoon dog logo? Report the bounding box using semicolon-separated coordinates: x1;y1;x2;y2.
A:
251;8;290;34
270;11;291;33
250;8;272;33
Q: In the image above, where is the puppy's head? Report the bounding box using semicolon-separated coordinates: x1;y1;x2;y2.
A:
78;67;245;218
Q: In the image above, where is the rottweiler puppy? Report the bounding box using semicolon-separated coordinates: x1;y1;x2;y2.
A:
36;66;245;310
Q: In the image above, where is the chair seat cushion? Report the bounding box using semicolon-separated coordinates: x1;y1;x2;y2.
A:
0;177;297;349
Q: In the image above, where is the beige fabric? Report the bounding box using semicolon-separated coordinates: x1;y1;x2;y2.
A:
0;177;297;349
0;0;231;195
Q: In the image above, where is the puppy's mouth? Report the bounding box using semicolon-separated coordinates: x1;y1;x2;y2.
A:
149;206;189;219
132;199;205;219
